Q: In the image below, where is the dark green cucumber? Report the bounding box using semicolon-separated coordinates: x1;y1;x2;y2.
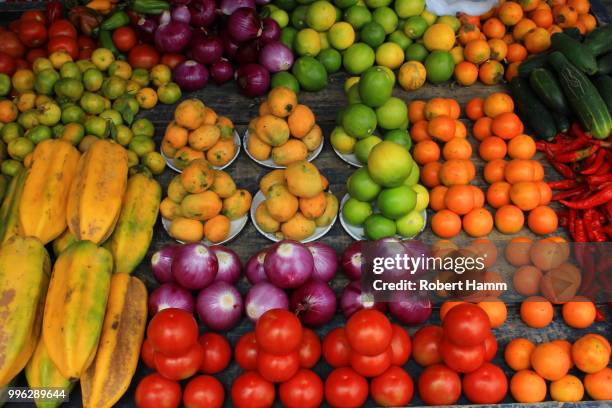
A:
549;51;612;139
550;32;597;75
584;26;612;57
564;27;583;41
590;75;612;113
518;53;549;77
528;67;570;115
510;77;557;141
552;111;570;134
596;52;612;75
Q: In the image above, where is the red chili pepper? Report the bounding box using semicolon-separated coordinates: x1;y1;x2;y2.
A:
552;186;586;201
46;0;63;25
556;145;599;163
594;161;611;176
605;201;612;221
595;307;605;322
549;161;576;179
587;173;612;186
548;179;579;189
569;209;576;240
584;209;598;241
570;122;590;139
560;185;612;209
535;141;547;152
559;137;590;153
602;224;612;235
587;208;608;242
581;149;606;175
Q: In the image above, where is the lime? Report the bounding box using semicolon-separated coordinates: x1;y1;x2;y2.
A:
365;0;392;7
292;56;328;91
271;9;290;27
343;197;373;226
344;76;360;93
367;141;414;187
7;137;34;161
344;6;372;30
376;97;408;130
99;109;122;126
1;123;23;144
335;0;358;8
331;126;357;153
0;74;10;96
61;104;85;124
343;43;375;74
280;27;299;48
396;209;425;237
347;83;362;104
114;124;133;146
421;10;437;25
412;183;429;211
342;103;377;138
394;0;425;18
377;185;416;219
85;116;109;138
388;30;412;49
335;6;342;20
83;68;104;92
142;151;166;175
328;22;355;50
355;135;382;163
35;69;59;95
403;15;428;39
437;15;461;32
372;7;398;34
364;214;397;240
132;118;155;138
360;22;386;48
347;167;381;201
375;42;404;69
317;48;342;73
405;43;428;61
295;28;322;56
1;159;23;177
26;125;52;144
358;66;394;108
403;161;420;186
129;135;155;157
384;129;412;149
306;1;337;31
59;62;81;81
54;78;84;102
424;50;454;83
291;5;309;29
130;69;150;87
271;72;300;93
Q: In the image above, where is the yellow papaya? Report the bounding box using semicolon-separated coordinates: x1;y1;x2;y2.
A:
25;340;74;408
51;229;76;257
108;173;161;274
66;140;128;244
42;241;113;380
0;168;26;244
19;140;80;244
81;274;147;408
0;236;51;386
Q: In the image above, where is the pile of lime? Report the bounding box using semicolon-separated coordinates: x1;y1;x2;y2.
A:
264;0;460;92
342;140;429;239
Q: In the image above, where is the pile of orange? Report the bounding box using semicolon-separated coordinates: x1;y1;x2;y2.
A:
466;93;557;235
505;334;611;402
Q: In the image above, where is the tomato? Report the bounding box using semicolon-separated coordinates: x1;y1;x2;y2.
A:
47;35;78;60
231;371;275;408
298;328;321;369
350;347;393;378
154;342;204;381
257;350;300;383
183;375;225;408
135;373;181;408
147;308;199;357
112;26;137;52
26;48;46;64
417;364;462;405
389;324;411;366
371;366;414;407
255;309;303;355
442;303;491;347
9;20;20;35
199;333;231;374
48;20;77;39
78;35;96;52
235;331;258;370
462;362;508;404
346;309;392;356
141;338;156;369
0;52;15;76
483;332;498;362
161;53;186;70
441;337;485;374
412;325;444;367
14;59;29;71
279;369;324;408
18;21;46;48
0;31;25;58
322;328;351;368
324;367;369;408
128;44;160;70
79;49;93;60
20;11;46;25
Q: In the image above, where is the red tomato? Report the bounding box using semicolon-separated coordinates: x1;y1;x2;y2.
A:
346;309;392;356
78;35;96;52
20;11;46;25
257;350;300;383
440;337;485;374
371;366;414;407
462;362;508;404
322;328;351;368
48;20;77;39
483;332;498;362
0;52;15;75
14;59;29;71
161;53;186;70
141;338;156;369
8;20;20;34
112;26;137;52
235;331;258;370
442;303;491;347
135;373;181;408
183;375;225;408
298;328;321;368
26;48;46;64
417;364;462;405
0;31;25;58
255;309;303;355
147;308;199;357
389;324;411;366
199;333;231;374
79;49;93;60
279;369;324;408
128;44;160;70
350;347;393;378
412;325;444;367
154;342;204;381
18;21;46;48
47;35;78;60
324;367;369;408
231;371;275;408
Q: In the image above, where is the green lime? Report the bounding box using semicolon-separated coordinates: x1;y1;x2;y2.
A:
344;6;372;30
342;197;373;226
131;69;150;87
396;209;424;237
375;42;405;69
359;22;386;48
403;161;419;186
292;56;328;91
317;48;342;73
1;123;23;144
157;83;181;104
347;83;362;104
54;78;84;102
334;0;358;8
367;141;414;187
280;27;299;49
365;0;392;7
35;69;59;95
372;7;398;34
306;0;337;31
295;28;321;56
425;50;454;84
388;30;412;49
377;185;416;219
384;129;412;149
0;74;10;96
80;92;106;115
132;118;155;138
405;42;428;61
330;126;356;153
83;68;104;92
394;0;425;18
403;15;428;39
291;5;310;29
412;183;429;211
99;109;122;126
376;97;408;130
18;110;39;130
342;103;377;139
347;167;381;201
85;116;109;138
129;135;155;157
52;124;64;139
271;9;290;27
364;214;396;240
358;66;394;108
437;15;461;32
7;137;34;161
271;72;301;93
328;22;355;49
1;159;23;177
343;43;375;74
114;124;133;146
142;151;166;175
61;104;85;124
25;125;52;144
355;135;382;163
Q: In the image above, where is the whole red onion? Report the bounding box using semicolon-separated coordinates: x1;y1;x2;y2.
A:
148;283;195;316
305;242;337;282
236;63;270;97
260;18;280;43
210;59;234;84
191;33;223;65
264;240;313;288
245;249;267;284
210;246;241;284
189;0;217;27
174;60;209;91
228;8;262;43
259;41;294;72
389;293;432;326
340;281;387;318
291;280;336;327
342;241;364;280
245;282;288;321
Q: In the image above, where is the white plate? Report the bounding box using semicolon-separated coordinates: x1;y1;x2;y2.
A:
250;190;337;243
161;213;248;245
332;145;363;168
161;130;242;173
243;130;324;169
339;193;427;241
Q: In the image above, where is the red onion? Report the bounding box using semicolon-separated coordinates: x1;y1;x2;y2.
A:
172;243;218;290
305;242;337;282
236;63;270;97
245;250;267;284
135;17;158;44
260;18;281;43
245;282;288;321
228;8;262;43
210;59;234;84
235;40;261;65
151;244;178;283
342;241;364;280
388;293;432;326
149;283;195;316
210;246;241;284
259;41;293;72
340;281;387;318
172;5;191;24
189;0;216;27
220;0;255;15
196;281;243;331
174;60;209;91
291;280;336;327
264;240;313;289
191;33;223;65
220;30;240;60
155;11;192;53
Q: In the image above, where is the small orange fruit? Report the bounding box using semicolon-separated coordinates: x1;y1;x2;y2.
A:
421;161;442;188
507;134;536;159
507;43;528;62
520;296;553;328
491;112;524;139
411;120;431;142
513;18;537;40
428;115;456;142
425;97;451;119
464;39;491;64
488;38;508;61
408;100;426;123
479;60;505;85
550;375;584;402
473;117;493;141
465;98;484;120
528;205;558;235
562;297;596;329
510;181;541;211
499;1;525;25
479;136;507;161
487;181;512;208
531;342;572;381
463;207;494;237
477;300;507;327
429;185;448;211
431;209;462;238
510;370;547;403
454;61;479;86
483;92;514;118
524;27;551;53
513;265;543;295
505;236;533;265
584;368;612;400
413;140;440;165
443;137;472;160
554;5;578;27
495;204;525;234
444;184;475;215
483;159;507;184
505;339;536;371
483;17;506;38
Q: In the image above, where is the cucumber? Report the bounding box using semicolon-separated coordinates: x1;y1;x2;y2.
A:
510;77;557;141
552;111;570;134
551;32;598;75
549;51;612;139
596;52;612;75
518;53;549;77
529;67;570;115
564;27;583;41
591;75;612;113
584;26;612;57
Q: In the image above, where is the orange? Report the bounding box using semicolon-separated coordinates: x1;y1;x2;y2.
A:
574;19;587;34
411;120;431;142
507;134;535;158
536;181;552;205
504;159;535;183
518;0;541;12
528;206;558;235
523;27;551;53
562;297;596;328
413;140;440;165
477;300;507;327
491;112;524;139
447;99;461;119
578;13;597;33
440;301;466;320
464;39;491;64
463;207;494;237
571;335;611;374
484;92;514;118
444;184;475;215
488;38;508;61
408;100;426;123
530;7;554;27
520;296;553;328
487;181;512;208
479;136;507;161
425;98;451;119
506;61;521;82
483;159;507;184
495;204;524;233
551;339;573;366
510;370;547;403
584;368;612;400
454;120;467;138
505;236;533;266
454;61;478;86
554;5;578;28
288;104;315;138
532;160;544;181
499;1;525;25
428;116;456;142
513;265;543;295
548;24;563;34
421;161;442;188
458;24;482;45
471;185;485;208
531;342;572;381
465;98;484;120
439;159;474;186
502;33;516;44
267;86;297;118
431;209;462;238
483;17;506;39
443;137;472;160
505;338;536;370
510;181;541;211
550;375;584;402
479;60;505;85
568;0;590;14
460;14;481;27
506;43;528;62
473;117;493;141
513;18;537;41
529;238;568;270
429;185;448;211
